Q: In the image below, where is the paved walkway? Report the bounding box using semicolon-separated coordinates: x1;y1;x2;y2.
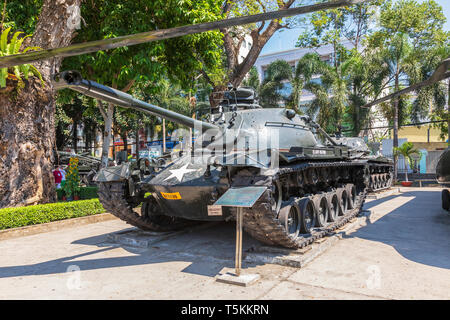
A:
0;187;449;299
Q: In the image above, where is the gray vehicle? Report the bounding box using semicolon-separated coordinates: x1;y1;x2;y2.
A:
436;148;450;211
57;151;101;186
54;71;393;248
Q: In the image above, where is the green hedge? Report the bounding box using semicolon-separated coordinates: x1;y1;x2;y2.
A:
56;186;99;200
0;199;106;230
80;186;98;200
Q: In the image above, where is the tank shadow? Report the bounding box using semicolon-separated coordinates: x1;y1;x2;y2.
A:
0;222;265;279
345;189;450;270
1;189;447;279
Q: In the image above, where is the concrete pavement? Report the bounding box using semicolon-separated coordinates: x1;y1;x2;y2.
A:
0;187;449;299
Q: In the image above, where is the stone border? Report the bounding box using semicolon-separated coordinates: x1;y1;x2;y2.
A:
366;187;400;200
0;213;118;241
106;221;222;248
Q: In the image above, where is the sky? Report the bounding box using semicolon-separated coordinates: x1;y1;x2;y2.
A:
260;0;450;55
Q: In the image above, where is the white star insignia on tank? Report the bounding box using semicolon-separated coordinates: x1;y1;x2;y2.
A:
164;163;197;182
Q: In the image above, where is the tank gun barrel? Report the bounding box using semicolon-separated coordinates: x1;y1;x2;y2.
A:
53;71;219;133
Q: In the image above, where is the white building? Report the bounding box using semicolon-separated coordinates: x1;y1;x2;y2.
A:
254;40;388;141
238;34;253;64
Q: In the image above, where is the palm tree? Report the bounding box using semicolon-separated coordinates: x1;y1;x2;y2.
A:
408;45;450;142
393;142;422;182
365;33;416;181
290;53;325;113
298;50;352;134
258;60;293;108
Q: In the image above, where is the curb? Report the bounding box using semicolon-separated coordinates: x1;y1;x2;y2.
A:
0;213;118;241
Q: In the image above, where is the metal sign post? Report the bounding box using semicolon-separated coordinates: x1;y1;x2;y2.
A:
235;207;243;276
214;186;266;278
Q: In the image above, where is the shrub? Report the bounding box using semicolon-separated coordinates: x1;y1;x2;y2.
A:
62;157;81;198
80;186;99;200
0;199;105;230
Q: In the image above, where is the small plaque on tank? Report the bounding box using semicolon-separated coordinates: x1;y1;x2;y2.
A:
207;205;223;216
160;192;182;200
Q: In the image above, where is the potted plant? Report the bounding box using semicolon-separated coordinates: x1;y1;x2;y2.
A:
62;157;81;201
393;142;422;187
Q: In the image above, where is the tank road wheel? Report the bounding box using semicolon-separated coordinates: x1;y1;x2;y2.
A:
296;171;305;186
337;188;348;215
369;175;375;190
299;197;316;234
346;184;357;209
373;174;379;190
363;167;371;188
327;193;339;222
442;189;450;211
314;194;329;227
331;169;340;183
340;167;350;182
141;199;183;227
306;168;319;185
320;167;330;184
270;180;283;214
278;201;301;237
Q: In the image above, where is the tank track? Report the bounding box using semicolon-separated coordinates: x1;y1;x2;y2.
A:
235;161;391;248
98;160;392;248
98;181;195;232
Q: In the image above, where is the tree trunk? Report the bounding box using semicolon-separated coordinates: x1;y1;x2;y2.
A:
122;132;128;157
0;0;81;208
135;128;140;161
72;119;78;153
393;73;400;183
209;1;294;108
101;103;114;168
447;80;449;146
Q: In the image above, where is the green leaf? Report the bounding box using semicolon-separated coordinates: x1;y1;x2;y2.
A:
0;27;11;53
9;31;24;55
0;67;7;87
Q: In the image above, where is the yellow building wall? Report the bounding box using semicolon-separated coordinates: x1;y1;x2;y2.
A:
390;124;448;151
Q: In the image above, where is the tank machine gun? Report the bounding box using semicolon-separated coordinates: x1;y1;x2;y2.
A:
3;0;394;248
362;57;450;213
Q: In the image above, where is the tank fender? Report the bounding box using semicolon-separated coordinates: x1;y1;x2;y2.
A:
93;163;131;182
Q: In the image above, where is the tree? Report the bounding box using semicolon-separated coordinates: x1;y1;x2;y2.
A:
393;142;421;182
295;1;381;135
0;0;81;208
204;0;297;107
365;0;447;180
258;59;293;108
60;0;224;167
409;45;449;143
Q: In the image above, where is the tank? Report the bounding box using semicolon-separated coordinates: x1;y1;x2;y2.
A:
57;151;101;186
436;148;450;211
54;70;394;248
